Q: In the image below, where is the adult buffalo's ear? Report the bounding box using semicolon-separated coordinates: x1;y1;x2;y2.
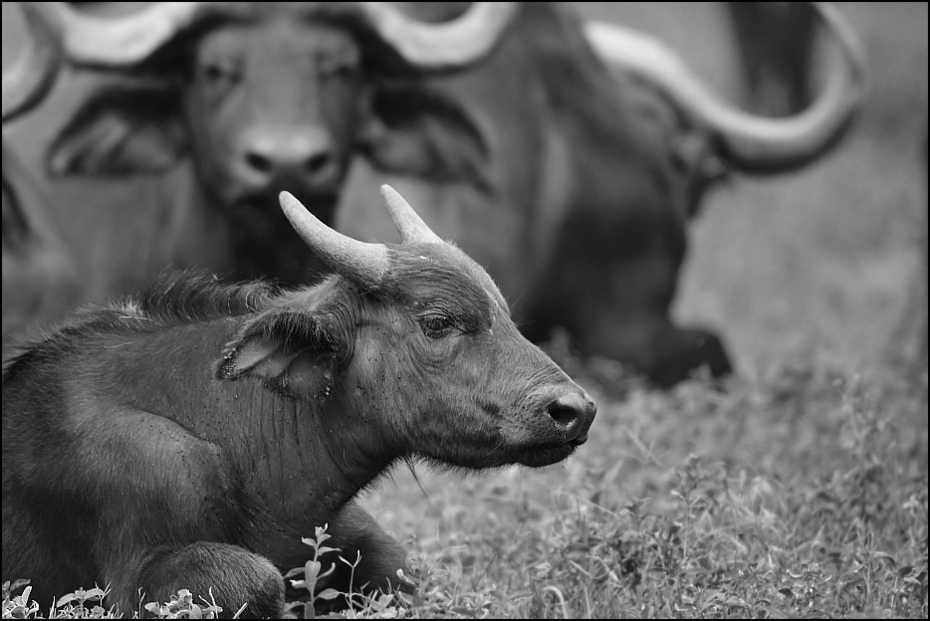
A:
216;310;341;399
46;81;188;176
359;82;490;190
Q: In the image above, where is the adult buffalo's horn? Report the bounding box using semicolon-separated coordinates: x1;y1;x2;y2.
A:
380;185;443;246
585;2;866;173
360;2;518;68
2;4;62;121
38;2;201;66
279;192;389;291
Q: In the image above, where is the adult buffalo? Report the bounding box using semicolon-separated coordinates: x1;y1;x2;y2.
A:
17;2;863;385
339;2;864;385
2;186;596;618
2;3;82;352
34;1;516;284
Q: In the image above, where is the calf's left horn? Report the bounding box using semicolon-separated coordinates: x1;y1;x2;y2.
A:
279;191;389;291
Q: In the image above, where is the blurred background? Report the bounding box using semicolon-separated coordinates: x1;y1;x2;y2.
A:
574;2;928;378
3;2;926;380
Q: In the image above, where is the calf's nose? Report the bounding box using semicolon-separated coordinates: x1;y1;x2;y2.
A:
546;390;597;441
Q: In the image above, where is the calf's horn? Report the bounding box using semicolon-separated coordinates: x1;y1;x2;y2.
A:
380;185;443;246
279;192;389;291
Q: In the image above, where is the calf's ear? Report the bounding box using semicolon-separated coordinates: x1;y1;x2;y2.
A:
216;310;341;399
46;82;188;176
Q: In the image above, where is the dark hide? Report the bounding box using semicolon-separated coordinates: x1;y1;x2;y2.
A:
347;3;732;386
2;235;595;617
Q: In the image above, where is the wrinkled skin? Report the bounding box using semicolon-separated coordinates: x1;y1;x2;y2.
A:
3;216;596;617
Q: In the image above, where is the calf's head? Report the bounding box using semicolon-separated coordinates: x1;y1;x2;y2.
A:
218;186;596;469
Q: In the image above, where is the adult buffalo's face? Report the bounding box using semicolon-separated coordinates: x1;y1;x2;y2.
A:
46;6;375;231
42;3;516;280
183;14;368;225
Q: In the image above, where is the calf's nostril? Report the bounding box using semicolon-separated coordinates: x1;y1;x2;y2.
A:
546;399;580;429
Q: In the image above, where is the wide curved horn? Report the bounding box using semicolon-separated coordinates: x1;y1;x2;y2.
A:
360;2;518;69
585;2;866;173
279;192;389;290
380;185;443;246
2;4;62;121
38;2;201;66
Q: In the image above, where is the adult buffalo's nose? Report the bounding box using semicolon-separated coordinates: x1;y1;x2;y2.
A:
238;127;339;189
546;390;597;442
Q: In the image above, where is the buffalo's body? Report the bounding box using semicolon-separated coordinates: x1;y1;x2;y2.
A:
2;188;596;617
4;2;862;385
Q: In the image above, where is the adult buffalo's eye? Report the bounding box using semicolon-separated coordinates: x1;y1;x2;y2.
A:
419;314;456;339
318;57;360;80
200;60;241;88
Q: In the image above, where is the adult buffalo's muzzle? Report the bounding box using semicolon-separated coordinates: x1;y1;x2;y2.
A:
236;126;343;196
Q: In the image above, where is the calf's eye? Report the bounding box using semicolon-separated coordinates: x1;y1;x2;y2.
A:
420;315;456;339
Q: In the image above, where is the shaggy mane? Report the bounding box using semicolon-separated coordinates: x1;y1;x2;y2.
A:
2;272;278;377
138;270;276;325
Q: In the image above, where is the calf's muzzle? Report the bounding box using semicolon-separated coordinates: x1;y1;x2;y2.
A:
546;389;597;444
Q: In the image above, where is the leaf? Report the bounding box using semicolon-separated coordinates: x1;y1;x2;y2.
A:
872;551;896;568
896;564;914;578
317;588;341;601
450;606;480;617
305;560;322;581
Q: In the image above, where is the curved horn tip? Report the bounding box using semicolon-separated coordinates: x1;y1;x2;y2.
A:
279;190;303;212
380;184;410;208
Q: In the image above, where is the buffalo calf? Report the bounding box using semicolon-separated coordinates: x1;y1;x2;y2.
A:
2;186;596;618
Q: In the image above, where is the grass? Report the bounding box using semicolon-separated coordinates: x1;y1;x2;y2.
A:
5;364;926;618
3;2;927;619
351;364;927;619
